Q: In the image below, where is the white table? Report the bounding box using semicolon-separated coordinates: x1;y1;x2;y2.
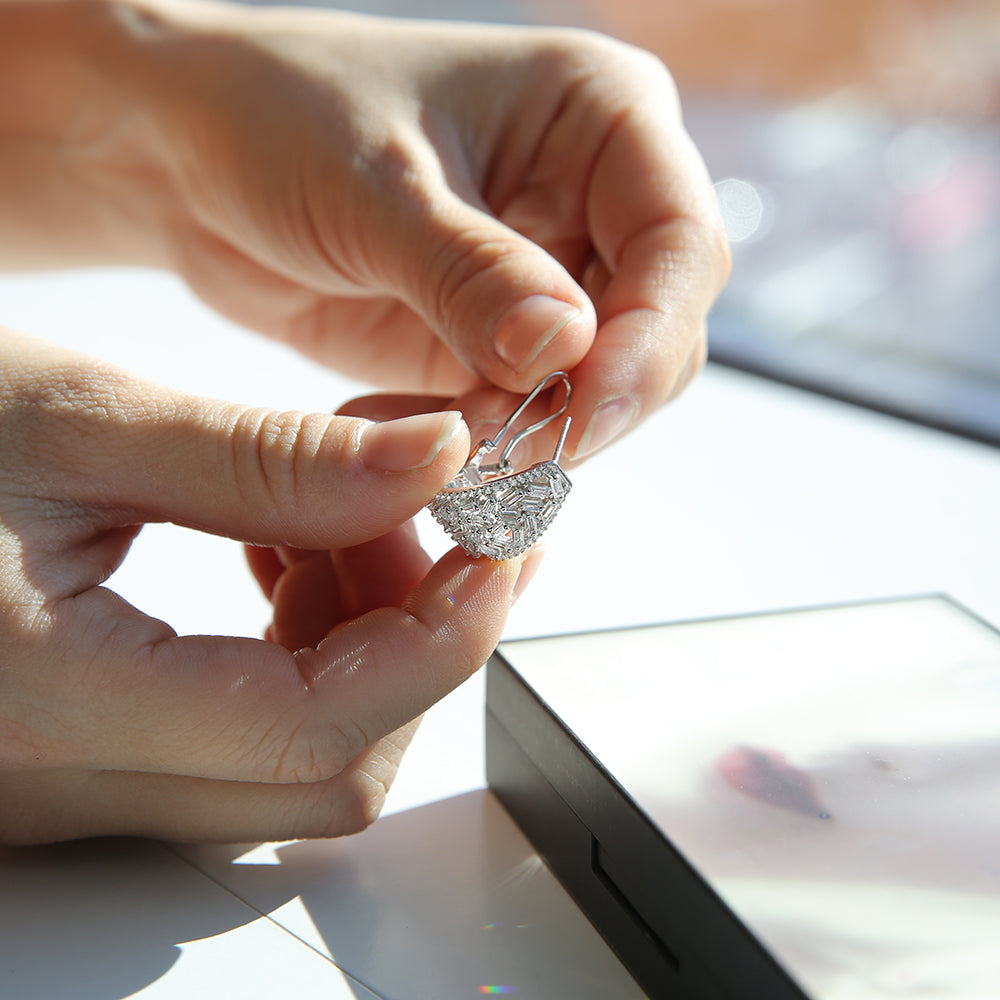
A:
2;268;998;999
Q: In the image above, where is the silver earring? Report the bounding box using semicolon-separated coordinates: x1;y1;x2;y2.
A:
428;372;573;560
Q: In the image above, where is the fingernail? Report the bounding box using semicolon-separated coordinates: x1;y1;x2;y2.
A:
574;397;638;460
511;544;545;606
360;411;465;472
494;295;580;373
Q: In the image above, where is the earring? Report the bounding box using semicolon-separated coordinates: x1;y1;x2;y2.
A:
428;372;573;560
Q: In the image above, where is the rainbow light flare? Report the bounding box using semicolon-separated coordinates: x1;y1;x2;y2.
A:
478;988;516;995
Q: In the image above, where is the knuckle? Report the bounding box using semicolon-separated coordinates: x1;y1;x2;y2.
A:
298;753;399;840
425;226;520;329
249;649;370;786
322;777;388;838
260;718;370;790
622;42;678;97
267;745;342;786
360;129;427;195
230;407;334;509
342;773;391;832
542;28;677;104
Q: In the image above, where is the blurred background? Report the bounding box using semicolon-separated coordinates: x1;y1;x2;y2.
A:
251;0;1000;445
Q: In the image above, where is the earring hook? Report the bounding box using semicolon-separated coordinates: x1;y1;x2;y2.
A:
494;371;572;470
429;371;575;557
450;371;573;487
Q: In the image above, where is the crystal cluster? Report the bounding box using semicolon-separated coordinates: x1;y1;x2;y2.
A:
429;461;572;560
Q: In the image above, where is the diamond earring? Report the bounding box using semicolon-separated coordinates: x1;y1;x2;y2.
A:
428;372;573;560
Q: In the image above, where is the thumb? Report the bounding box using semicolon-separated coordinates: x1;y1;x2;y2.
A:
374;176;597;392
15;335;470;549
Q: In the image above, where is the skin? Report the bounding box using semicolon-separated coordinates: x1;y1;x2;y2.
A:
0;0;728;843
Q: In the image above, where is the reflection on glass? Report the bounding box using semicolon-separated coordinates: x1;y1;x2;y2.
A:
713;177;771;244
500;597;1000;999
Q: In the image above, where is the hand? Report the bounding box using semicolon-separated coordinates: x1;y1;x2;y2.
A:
0;330;539;844
3;0;728;463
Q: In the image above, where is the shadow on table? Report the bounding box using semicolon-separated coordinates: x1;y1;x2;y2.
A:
0;838;279;1000
180;789;643;1000
0;791;641;999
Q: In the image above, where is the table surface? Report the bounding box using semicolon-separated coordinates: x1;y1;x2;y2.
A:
2;267;999;1000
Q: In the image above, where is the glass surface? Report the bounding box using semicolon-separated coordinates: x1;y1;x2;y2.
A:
499;598;1000;1000
586;0;1000;445
691;99;1000;445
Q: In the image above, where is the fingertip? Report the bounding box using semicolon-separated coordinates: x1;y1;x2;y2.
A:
268;550;342;652
244;544;283;600
335;393;454;422
571;395;639;462
329;520;433;620
358;410;469;473
492;294;594;380
396;183;599;392
405;544;524;640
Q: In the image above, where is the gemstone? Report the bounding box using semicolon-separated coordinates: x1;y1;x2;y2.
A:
429;460;572;559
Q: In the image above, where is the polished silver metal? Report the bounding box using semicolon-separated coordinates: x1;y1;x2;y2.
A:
428;372;574;560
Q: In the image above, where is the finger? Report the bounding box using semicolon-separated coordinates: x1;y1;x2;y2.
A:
334;393;454;422
352;136;598;394
42;545;540;782
245;544;284;600
266;524;431;651
12;334;471;558
170;226;481;395
335;387;573;475
581;253;612;305
328;522;433;621
267;550;344;652
0;723;420;845
567;217;725;462
567;55;730;460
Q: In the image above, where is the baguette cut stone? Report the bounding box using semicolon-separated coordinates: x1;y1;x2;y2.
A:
429;460;571;559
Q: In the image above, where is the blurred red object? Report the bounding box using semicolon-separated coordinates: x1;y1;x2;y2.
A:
716;745;832;820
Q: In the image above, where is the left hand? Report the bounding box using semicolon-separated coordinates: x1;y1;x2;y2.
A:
0;331;541;844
